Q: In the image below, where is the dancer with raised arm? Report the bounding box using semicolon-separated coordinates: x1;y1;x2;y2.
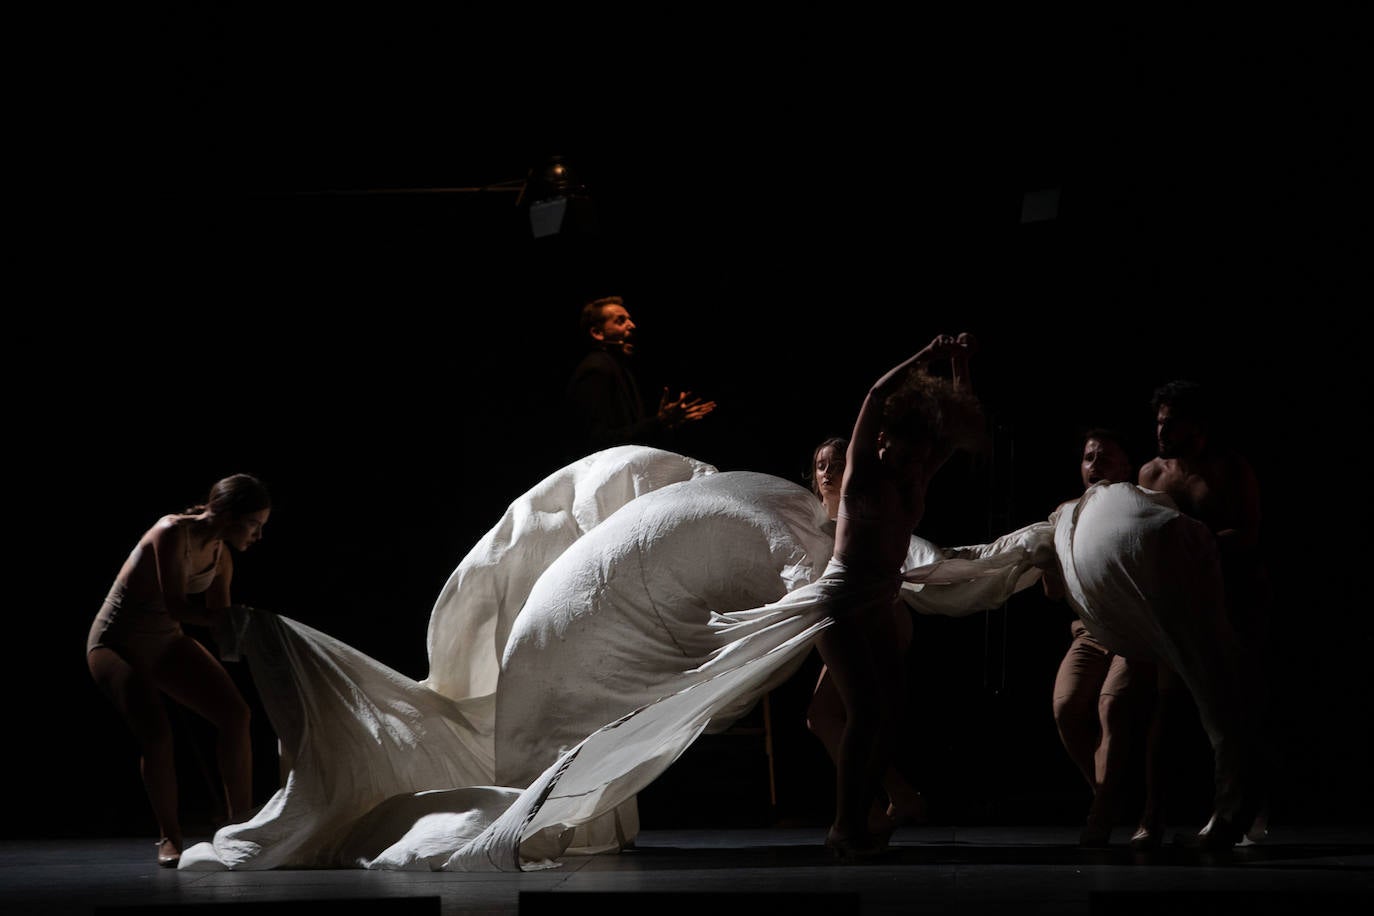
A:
816;333;983;858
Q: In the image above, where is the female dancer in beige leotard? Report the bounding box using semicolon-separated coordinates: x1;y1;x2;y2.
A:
87;473;271;868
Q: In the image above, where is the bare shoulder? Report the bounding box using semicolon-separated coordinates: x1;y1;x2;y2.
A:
147;514;188;545
1137;458;1166;487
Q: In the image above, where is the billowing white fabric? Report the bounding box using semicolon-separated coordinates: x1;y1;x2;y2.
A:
1050;483;1229;666
181;447;839;871
899;523;1053;617
421;445;716;707
902;482;1233;679
179;452;1245;872
494;469;837;789
1054;482;1259;821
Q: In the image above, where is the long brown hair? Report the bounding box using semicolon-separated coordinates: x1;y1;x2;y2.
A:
186;474;272;517
807;437;848;499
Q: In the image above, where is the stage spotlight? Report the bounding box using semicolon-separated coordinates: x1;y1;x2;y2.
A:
522;155;597;239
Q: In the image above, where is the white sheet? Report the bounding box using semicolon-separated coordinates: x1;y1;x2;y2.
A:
181;453;1248;871
182;446;840;870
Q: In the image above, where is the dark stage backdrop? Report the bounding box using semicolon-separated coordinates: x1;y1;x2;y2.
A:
14;10;1369;840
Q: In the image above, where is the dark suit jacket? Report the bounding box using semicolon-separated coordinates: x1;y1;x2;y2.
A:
565;347;667;455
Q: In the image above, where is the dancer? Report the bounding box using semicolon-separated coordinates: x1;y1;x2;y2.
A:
176;438;1259;872
1134;379;1271;849
816;333;983;858
1043;428;1156;846
804;435;929;832
808;436;848;523
87;473;271;867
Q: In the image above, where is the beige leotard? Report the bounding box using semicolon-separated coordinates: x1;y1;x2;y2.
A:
86;523;221;668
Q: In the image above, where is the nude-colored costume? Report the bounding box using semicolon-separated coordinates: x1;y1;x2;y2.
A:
87;522;220;668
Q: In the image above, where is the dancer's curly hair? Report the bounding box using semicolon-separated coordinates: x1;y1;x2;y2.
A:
882;371;987;455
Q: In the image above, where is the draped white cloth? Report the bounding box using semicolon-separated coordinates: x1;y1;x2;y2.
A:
179;449;1245;871
182;446;846;871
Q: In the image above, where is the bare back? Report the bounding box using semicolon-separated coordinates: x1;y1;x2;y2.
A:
1137;450;1260;547
834;358;959;577
835;468;927;576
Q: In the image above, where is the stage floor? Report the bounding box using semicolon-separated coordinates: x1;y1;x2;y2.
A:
5;824;1372;915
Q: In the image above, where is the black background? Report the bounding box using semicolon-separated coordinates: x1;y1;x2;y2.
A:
13;8;1370;838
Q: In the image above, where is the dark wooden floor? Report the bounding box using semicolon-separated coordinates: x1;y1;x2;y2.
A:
6;824;1372;916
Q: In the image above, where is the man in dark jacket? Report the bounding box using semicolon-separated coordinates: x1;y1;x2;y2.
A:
564;296;716;456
